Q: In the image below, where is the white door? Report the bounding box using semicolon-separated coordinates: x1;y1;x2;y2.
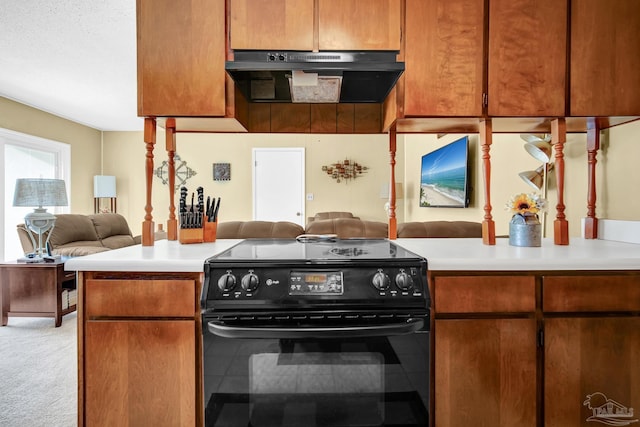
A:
253;148;305;226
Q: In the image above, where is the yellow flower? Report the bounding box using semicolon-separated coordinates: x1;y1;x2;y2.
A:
506;193;546;215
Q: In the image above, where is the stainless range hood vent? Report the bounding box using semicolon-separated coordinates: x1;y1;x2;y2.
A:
226;51;404;103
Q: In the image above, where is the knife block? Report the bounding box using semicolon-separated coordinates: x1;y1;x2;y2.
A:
203;219;217;242
179;227;204;244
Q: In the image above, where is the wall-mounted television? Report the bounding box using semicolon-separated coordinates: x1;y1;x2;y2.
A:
420;136;471;208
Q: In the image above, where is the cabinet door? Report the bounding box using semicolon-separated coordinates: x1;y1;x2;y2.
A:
570;0;640;116
230;0;314;50
545;317;640;427
488;0;567;116
84;320;196;427
435;318;537;427
318;0;401;50
137;0;226;116
404;0;484;117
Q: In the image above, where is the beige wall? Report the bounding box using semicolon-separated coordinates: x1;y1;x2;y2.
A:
103;131;400;235
0;96;102;214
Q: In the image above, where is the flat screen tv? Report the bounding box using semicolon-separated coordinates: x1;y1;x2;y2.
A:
420;136;471;208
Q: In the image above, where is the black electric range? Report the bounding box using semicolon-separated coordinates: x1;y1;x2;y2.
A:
202;239;431;427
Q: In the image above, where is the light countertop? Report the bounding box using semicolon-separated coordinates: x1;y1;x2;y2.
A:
64;237;640;273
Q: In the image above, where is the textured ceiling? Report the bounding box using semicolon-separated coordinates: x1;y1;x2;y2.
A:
0;0;143;131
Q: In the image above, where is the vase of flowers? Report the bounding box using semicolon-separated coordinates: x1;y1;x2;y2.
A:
506;193;547;247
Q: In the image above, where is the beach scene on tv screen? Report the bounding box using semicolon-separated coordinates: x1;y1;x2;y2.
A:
420;137;468;207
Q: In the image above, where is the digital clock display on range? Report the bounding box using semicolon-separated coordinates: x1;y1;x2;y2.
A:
289;271;344;295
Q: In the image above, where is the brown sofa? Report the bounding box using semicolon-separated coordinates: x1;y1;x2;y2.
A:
216;219;482;240
216;221;304;239
397;221;483;238
305;218;388;238
17;213;167;257
307;211;359;224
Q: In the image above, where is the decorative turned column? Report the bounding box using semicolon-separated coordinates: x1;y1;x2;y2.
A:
480;119;496;245
584;119;600;239
388;129;398;240
142;117;156;246
551;118;569;245
166;118;178;241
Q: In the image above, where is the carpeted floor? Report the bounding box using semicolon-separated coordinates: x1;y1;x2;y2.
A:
0;313;77;427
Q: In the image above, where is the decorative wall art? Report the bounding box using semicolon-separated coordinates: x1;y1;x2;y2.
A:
154;153;197;192
321;159;368;183
213;163;231;181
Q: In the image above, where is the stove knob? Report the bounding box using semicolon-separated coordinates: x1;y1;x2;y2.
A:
218;273;236;292
241;273;259;292
395;272;414;291
372;272;390;291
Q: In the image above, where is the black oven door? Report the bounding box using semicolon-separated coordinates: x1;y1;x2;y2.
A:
203;314;429;427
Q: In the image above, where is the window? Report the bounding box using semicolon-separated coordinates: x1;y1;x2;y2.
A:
0;128;71;260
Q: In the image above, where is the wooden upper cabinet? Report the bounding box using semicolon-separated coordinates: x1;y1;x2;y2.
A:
230;0;400;51
570;0;640;116
404;0;485;117
137;0;226;117
318;0;401;50
487;0;567;117
230;0;314;50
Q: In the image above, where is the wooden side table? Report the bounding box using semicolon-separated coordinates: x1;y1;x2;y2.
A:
0;259;76;327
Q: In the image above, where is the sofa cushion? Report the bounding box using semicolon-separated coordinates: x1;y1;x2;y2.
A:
305;218;388;239
216;221;304;239
307;211;359;223
53;243;111;257
90;213;136;249
48;214;100;247
397;221;483;238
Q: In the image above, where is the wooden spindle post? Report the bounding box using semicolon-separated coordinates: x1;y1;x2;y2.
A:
584;119;600;239
551;118;569;245
165;118;178;240
388;129;398;240
142;117;156;246
480;119;496;245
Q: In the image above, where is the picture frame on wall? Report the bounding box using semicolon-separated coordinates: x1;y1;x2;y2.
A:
213;163;231;181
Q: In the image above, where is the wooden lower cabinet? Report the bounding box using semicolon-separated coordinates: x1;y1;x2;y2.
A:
431;271;640;427
545;317;640;427
84;320;196;427
79;273;202;427
435;318;538;427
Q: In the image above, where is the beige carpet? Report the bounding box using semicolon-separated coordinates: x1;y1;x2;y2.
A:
0;313;77;427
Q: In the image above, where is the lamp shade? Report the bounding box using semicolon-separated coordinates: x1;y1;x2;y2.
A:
94;175;116;198
523;140;552;163
13;178;68;207
518;166;545;190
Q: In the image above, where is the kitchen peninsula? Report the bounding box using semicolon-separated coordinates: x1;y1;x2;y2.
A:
66;237;640;427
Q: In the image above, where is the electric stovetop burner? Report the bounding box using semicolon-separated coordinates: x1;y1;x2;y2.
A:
207;238;421;263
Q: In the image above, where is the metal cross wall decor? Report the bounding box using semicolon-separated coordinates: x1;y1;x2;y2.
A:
154;154;197;192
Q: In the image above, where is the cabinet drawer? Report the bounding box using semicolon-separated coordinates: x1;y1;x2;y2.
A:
543;275;640;312
434;276;536;313
85;279;196;318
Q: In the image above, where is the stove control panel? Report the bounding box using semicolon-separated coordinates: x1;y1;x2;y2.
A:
204;261;427;306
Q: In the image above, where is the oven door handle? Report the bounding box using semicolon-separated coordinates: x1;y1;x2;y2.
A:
207;318;425;339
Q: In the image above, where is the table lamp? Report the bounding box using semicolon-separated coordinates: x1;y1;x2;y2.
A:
13;178;68;260
93;175;117;213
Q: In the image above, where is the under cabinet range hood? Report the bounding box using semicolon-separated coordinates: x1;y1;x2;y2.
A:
225;51;404;103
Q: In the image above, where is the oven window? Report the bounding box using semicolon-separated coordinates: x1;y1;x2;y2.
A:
204;335;429;427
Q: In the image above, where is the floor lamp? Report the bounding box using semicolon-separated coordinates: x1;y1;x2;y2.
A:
519;134;553;237
13;178;68;260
